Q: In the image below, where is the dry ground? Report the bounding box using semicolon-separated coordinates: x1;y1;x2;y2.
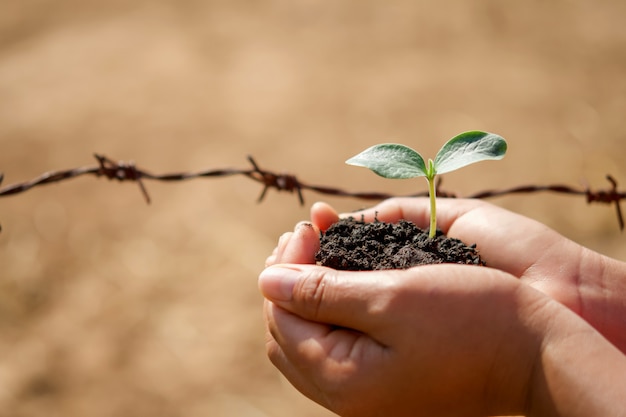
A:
1;1;625;416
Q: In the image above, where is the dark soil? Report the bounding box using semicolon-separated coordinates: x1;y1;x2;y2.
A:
315;217;485;270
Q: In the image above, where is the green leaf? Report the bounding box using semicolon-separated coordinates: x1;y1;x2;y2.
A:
433;131;507;175
346;143;428;179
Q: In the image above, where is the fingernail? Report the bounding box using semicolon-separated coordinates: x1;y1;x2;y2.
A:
295;221;314;231
258;266;300;301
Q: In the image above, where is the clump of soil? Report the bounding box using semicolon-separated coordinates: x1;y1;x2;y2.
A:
315;217;485;270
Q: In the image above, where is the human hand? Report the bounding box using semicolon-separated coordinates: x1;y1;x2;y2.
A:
261;199;626;416
260;262;545;416
266;198;626;352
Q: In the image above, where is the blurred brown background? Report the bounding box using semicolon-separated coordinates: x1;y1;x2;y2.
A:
1;1;625;416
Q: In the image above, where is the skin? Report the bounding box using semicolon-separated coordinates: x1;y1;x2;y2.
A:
259;198;626;416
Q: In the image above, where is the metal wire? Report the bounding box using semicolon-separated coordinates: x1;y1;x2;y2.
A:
1;153;623;231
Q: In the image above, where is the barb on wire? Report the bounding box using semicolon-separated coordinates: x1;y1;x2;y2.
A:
0;153;624;231
245;156;304;205
0;153;253;205
588;175;624;231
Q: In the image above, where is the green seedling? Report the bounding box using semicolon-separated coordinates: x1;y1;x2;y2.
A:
346;131;507;239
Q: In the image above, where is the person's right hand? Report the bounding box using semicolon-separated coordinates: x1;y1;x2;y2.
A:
268;198;626;352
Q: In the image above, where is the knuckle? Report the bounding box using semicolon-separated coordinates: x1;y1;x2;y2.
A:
295;268;335;320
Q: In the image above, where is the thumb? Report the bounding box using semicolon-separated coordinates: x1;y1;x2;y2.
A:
258;264;398;334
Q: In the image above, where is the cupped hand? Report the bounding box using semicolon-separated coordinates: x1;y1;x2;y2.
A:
260;262;547;417
266;198;626;352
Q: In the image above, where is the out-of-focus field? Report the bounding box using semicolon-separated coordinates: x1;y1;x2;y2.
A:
1;1;625;416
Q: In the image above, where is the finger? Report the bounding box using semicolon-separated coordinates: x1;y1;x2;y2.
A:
259;262;522;338
343;197;484;234
264;299;387;410
263;300;329;405
265;231;292;266
277;222;320;264
259;263;406;338
267;298;382;361
310;201;339;231
266;221;321;267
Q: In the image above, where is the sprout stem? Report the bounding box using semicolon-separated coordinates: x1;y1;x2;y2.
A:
427;176;437;238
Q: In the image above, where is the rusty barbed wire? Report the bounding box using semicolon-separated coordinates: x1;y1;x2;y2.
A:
0;154;624;231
